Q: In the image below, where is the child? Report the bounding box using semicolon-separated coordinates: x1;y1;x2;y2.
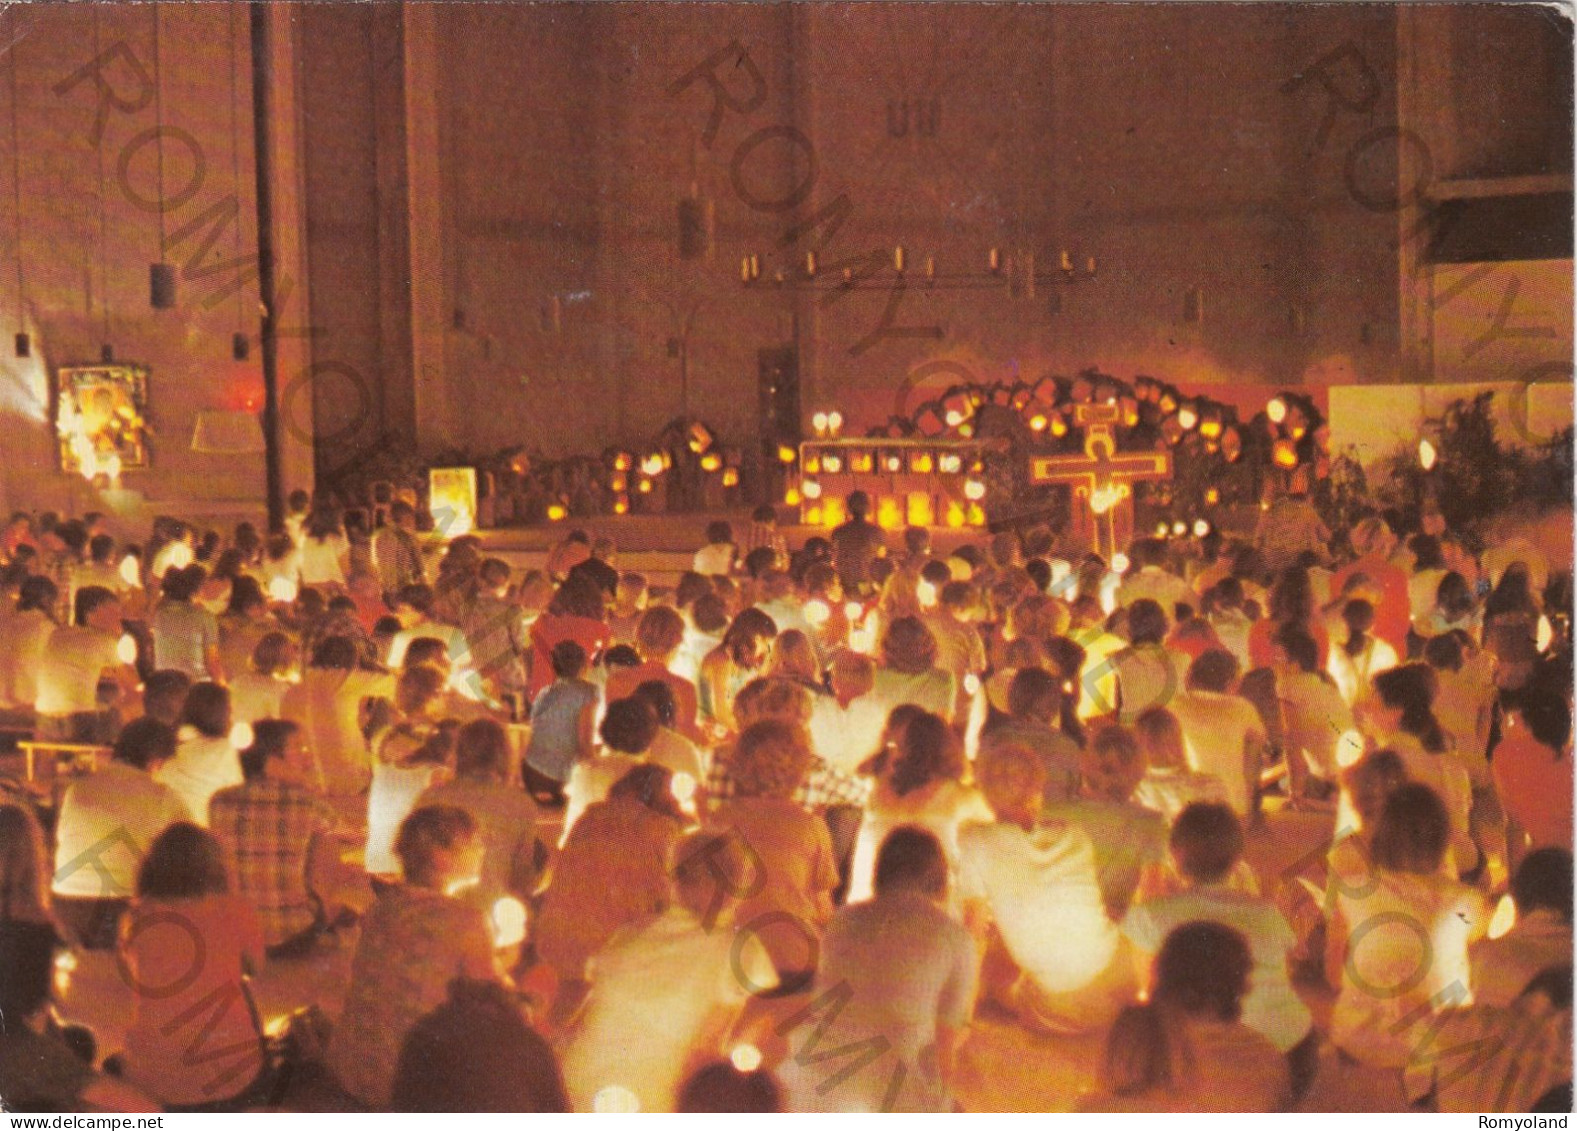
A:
522;640;597;806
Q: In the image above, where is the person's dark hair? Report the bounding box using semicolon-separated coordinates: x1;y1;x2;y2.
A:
396;583;436;617
607;762;684;823
137;823;229;899
1274;625;1321;674
89;532;116;563
310;634;360;671
636;606;686;658
1268;567;1314;625
632;679;678;728
392;978;569;1112
1153;921;1252;1022
159;564;204;603
674;571;713;611
251;631;295;677
723;607;778;668
873;825;947;898
240;719;300;781
1370;782;1451;874
286;488;312;514
1097;1003;1177;1099
305;508;344;541
226;574;267;617
1409;534;1444;571
1519;687;1573;752
403;637;450;671
845;490;871;520
395;805;478;888
1422;631;1464;673
16;574;58;613
601;696;659;755
678;1062;782;1113
547;573;606;620
455;718;511;782
1185;648;1239;694
1007;666;1061;722
1169;803;1243;884
1341;598;1376;658
0;918;57;1021
689;591;728;636
549;639;587;680
740;547;776;582
881;616;938;674
603;643;640;669
179;681;232;739
1373;664;1447;754
889;710;963;797
141;671;193;727
1485;563;1538;619
919;559;952;589
750;504;779;526
705;520;733;547
73;585;118;628
1434;571;1475;622
1512;848;1574;923
1126;599;1167;646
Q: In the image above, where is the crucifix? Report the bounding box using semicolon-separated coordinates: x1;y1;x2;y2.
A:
1030;402;1172;558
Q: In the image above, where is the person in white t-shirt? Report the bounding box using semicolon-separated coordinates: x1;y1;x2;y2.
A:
0;575;59;711
298;509;351;591
35;585;139;743
1168;649;1266;818
1121;802;1315;1098
561;831;777;1113
960;740;1136;1036
1117;539;1194;625
869;616;958;724
1109;600;1187;725
692;521;737;578
1271;625;1353;802
52;719;191;948
808;651;887;775
227;631;298;726
1131;705;1229;822
154;682;243;827
1329;783;1487;1068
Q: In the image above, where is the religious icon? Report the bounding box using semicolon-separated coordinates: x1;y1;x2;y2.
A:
1030;401;1172;558
54;364;150;482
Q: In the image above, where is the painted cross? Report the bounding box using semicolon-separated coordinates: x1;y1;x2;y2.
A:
1030;402;1172;558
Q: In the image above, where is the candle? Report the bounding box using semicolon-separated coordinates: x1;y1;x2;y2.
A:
1086;256;1097;275
925;255;936;280
893;246;906;273
988;247;1001;273
1060;249;1073;273
805;251;817;276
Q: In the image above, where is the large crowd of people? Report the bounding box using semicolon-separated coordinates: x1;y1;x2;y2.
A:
0;486;1570;1112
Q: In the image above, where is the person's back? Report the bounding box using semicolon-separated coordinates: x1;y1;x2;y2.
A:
281;659;394;799
534;793;679;982
419;774;538;904
830;494;885;593
0;605;55;708
1471;850;1573;1009
781;830;977;1113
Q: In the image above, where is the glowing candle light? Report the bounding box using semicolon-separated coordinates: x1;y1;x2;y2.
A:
229;722;255;750
268;576;298;604
964;479;986;501
731;1044;763;1073
491;896;528;948
116;633;138;665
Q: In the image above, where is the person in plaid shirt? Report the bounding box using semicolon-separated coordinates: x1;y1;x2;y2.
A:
210;719;367;954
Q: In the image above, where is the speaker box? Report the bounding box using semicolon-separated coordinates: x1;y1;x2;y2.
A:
150;262;177;309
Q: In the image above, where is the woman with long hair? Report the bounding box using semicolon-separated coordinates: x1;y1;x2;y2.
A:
846;709;990;906
698;607;778;735
118;823;266;1109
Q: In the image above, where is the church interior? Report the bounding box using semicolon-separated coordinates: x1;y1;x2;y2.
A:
0;1;1571;1115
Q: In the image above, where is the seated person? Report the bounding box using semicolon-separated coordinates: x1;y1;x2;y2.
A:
561;697;662;840
561;832;778;1113
678;1061;783;1113
0;921;157;1112
778;828;977;1113
1041;725;1168;919
523;640;597;806
708;720;837;990
978;667;1083;804
330;805;500;1108
1329;783;1487;1068
52;719;189;950
1403;965;1573;1114
1121;803;1315;1097
210;720;369;956
1147;922;1291;1112
960;740;1135;1036
118;824;266;1109
1471;847;1573;1009
391;978;568;1112
1167;649;1266;818
420;718;542;908
1131;706;1229;822
533;764;686;985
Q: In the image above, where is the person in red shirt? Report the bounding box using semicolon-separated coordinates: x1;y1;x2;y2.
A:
526;575;610;701
1494;688;1573;867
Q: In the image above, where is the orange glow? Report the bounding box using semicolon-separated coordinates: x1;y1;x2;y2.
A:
877;496;903;530
907;492;935;527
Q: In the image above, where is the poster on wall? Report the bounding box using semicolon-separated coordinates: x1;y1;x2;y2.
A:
54;364;150;480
